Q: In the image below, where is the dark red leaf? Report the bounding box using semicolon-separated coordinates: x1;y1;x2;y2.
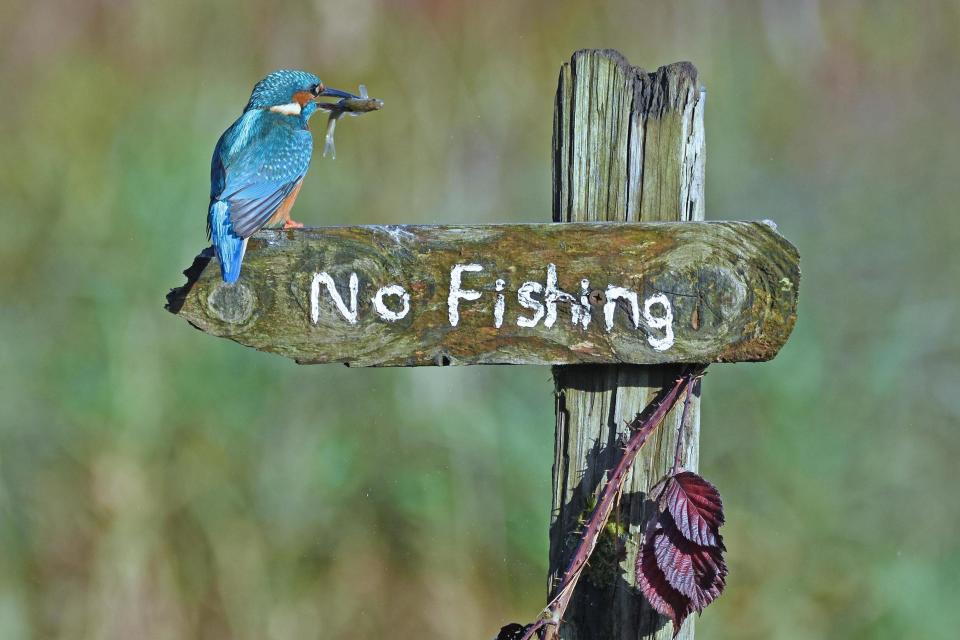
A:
663;471;724;548
639;471;729;635
637;525;691;633
655;515;727;609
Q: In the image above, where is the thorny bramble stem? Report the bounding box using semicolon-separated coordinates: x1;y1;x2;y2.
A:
671;373;703;473
517;365;708;640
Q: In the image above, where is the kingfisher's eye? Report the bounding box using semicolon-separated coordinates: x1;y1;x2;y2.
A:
311;83;323;97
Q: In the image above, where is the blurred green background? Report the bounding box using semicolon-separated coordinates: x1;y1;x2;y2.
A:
2;1;958;638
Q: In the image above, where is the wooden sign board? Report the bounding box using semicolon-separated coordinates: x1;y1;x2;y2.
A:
166;221;799;367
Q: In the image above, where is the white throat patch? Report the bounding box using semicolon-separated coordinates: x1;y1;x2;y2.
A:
269;102;302;116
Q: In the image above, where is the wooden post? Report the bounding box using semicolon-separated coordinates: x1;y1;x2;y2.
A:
549;50;705;639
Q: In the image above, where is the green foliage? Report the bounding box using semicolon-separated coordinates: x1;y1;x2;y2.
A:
1;1;959;638
580;510;628;589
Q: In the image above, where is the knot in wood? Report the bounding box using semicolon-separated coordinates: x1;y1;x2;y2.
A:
207;282;254;325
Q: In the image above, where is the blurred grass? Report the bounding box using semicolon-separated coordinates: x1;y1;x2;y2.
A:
1;0;959;638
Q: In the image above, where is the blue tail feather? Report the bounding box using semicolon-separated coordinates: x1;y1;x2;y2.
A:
208;200;247;283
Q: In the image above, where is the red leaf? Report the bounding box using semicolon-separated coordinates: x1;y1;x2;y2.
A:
663;471;725;548
639;471;729;635
654;515;727;610
637;525;691;633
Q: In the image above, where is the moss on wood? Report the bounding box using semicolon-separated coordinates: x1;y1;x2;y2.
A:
167;221;798;367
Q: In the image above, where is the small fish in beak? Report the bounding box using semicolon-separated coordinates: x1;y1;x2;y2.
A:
316;85;384;159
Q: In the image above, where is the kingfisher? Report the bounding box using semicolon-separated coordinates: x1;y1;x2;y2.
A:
207;70;356;283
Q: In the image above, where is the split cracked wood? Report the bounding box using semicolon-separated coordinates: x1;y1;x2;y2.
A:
166;221;799;367
549;50;706;640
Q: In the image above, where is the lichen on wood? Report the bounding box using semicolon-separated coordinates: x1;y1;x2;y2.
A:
166;221;798;368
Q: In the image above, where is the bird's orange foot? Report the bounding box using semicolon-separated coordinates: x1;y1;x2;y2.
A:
283;219;305;230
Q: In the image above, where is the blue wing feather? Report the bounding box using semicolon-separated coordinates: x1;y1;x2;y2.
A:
208;200;246;283
210;110;312;236
207;110;312;281
229;181;300;237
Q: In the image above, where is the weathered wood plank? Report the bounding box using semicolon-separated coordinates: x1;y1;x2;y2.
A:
166;221;798;367
548;51;711;640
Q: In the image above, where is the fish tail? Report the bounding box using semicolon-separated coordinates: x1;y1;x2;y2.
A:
208;200;247;283
323;113;340;159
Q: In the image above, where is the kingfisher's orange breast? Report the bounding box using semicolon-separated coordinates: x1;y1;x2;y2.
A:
266;180;304;227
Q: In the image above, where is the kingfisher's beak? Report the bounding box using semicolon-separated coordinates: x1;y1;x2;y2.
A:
318;86;357;100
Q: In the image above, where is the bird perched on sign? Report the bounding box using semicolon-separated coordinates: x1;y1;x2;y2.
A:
207;70;357;283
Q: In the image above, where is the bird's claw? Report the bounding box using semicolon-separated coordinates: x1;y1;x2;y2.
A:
283;219;304;230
